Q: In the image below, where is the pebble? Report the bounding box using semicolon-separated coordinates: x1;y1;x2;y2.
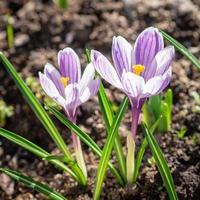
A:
14;34;30;47
0;173;15;195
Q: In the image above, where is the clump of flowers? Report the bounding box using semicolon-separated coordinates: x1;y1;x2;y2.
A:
1;26;186;200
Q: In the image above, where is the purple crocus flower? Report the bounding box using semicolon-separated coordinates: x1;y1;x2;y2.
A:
91;27;175;138
39;48;100;121
39;47;100;176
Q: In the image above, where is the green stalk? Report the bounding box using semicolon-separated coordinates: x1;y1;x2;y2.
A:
98;83;126;181
5;15;14;49
85;48;126;181
94;97;128;200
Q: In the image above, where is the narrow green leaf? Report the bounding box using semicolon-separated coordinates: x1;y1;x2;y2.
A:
47;106;125;185
84;48;126;180
160;30;200;70
141;123;178;200
94;97;128;200
0;128;79;182
43;155;77;168
133;117;161;183
0;52;86;185
142;102;155;128
164;89;173;128
57;0;68;9
0;168;67;200
159;102;170;132
98;83;127;181
149;95;162;118
164;89;173;112
5;15;14;49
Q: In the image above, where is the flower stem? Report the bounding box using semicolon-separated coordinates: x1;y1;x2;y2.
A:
70;115;87;179
131;105;141;139
72;133;87;178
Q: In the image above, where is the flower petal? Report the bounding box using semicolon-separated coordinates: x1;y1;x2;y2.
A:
58;47;81;83
154;46;175;76
79;63;95;93
142;68;172;97
44;63;65;96
64;84;80;117
121;71;145;98
79;78;100;104
112;36;132;76
132;27;164;80
39;72;65;106
91;50;123;89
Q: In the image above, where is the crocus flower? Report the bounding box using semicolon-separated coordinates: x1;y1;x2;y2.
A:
39;47;100;176
91;27;175;138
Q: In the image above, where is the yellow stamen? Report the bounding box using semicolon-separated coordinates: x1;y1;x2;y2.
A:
60;77;69;87
132;65;145;76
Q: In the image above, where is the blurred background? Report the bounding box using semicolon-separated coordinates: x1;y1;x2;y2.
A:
0;0;200;199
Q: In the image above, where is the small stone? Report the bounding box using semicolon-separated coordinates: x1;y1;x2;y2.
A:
14;34;30;47
0;173;15;195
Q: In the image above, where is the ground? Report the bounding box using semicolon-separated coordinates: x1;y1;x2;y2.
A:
0;0;200;199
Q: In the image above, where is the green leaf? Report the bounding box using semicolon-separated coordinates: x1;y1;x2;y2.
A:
141;123;178;200
149;95;162;118
57;0;68;9
98;83;126;181
5;15;14;49
176;127;187;139
94;97;128;200
164;89;173;129
0;168;67;200
133;117;161;183
160;30;200;70
47;106;125;186
142;102;155;128
0;52;86;185
84;48;126;181
0;128;79;182
164;89;173;112
159;102;170;132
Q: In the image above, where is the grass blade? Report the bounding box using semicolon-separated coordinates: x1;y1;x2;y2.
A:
98;83;127;181
0;128;79;182
160;30;200;70
141;123;178;200
94;97;128;200
85;48;126;180
47;106;125;185
0;168;67;200
133;117;161;183
0;52;86;185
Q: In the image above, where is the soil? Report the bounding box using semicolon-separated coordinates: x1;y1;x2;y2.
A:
0;0;200;199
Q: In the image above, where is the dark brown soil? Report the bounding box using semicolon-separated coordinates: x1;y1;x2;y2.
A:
0;0;200;199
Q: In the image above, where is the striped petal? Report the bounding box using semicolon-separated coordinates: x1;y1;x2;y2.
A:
121;71;145;98
132;27;164;80
154;46;175;76
44;63;65;97
112;36;132;76
91;50;123;89
58;48;81;83
39;72;65;106
142;68;172;98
